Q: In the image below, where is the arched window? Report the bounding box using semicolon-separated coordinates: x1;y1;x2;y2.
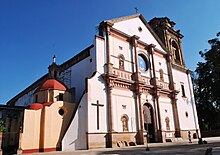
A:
121;114;129;131
118;54;125;70
165;117;170;131
171;41;181;63
159;69;164;81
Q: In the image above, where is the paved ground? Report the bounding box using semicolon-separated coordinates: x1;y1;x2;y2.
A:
21;137;220;155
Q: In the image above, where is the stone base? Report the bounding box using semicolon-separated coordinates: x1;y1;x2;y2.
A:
162;129;200;142
112;132;137;148
87;132;138;149
87;132;107;149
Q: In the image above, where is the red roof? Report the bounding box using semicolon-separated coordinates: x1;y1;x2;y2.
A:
38;79;67;91
28;103;43;110
43;102;53;107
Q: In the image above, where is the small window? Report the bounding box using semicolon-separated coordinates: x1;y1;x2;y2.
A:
58;93;64;101
58;108;65;116
138;26;143;32
185;112;189;118
181;84;186;97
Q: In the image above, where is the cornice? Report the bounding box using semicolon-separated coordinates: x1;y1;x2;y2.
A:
172;63;188;73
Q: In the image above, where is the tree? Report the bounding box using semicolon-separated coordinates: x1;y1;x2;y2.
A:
194;32;220;130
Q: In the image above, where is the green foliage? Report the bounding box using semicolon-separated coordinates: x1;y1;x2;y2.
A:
193;32;220;130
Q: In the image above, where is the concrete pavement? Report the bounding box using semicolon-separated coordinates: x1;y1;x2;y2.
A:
22;137;220;155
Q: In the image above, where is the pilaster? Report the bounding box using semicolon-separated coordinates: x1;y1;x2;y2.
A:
130;35;144;145
148;44;162;142
166;54;181;137
102;22;114;148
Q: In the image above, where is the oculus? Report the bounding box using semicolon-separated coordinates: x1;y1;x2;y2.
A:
138;54;148;72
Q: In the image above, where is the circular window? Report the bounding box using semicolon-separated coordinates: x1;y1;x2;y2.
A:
58;108;65;116
138;54;148;72
138;26;143;32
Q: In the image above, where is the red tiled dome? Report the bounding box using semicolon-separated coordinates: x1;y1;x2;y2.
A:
28;103;43;110
38;79;67;91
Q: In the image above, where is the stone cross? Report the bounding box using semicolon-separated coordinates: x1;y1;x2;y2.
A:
91;100;104;129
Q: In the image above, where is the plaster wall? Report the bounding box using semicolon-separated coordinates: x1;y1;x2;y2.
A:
87;73;107;133
153;54;169;83
113;17;164;52
95;36;105;74
159;97;175;131
44;101;63;149
173;69;199;130
62;93;88;151
112;89;137;132
109;37;133;73
70;46;96;102
21;109;41;150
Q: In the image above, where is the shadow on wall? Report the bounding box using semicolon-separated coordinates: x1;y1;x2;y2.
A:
56;101;77;150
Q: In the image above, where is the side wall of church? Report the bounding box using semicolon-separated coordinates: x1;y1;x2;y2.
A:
173;68;200;137
69;46;96;102
15;88;37;106
62;93;88;151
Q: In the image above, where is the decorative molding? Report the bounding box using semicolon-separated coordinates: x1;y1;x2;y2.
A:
172;63;188;73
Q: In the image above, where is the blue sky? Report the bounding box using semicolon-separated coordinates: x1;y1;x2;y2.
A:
0;0;220;104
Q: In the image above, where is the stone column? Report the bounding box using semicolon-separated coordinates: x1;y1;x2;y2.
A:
166;54;181;137
130;35;144;145
148;44;162;142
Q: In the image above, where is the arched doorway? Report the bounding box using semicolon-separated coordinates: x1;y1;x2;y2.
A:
143;103;155;143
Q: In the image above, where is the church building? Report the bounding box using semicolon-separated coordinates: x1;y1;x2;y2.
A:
4;14;200;153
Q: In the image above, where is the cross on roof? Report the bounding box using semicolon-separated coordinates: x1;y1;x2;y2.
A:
134;7;138;13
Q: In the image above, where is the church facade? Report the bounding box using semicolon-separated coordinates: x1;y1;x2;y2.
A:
5;14;199;153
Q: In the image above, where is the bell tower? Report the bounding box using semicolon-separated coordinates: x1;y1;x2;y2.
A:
149;17;185;66
48;55;60;79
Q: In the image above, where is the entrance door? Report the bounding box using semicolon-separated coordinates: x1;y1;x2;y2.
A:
143;104;155;143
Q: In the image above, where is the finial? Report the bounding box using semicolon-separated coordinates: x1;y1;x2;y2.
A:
134;7;138;13
53;55;56;63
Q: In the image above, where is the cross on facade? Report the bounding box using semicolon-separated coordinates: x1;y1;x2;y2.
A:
91;100;104;130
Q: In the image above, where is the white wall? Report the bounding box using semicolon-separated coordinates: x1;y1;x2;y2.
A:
70;46;96;102
62;93;88;151
87;72;107;133
112;89;137;132
159;97;175;131
113;17;165;52
173;68;198;130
